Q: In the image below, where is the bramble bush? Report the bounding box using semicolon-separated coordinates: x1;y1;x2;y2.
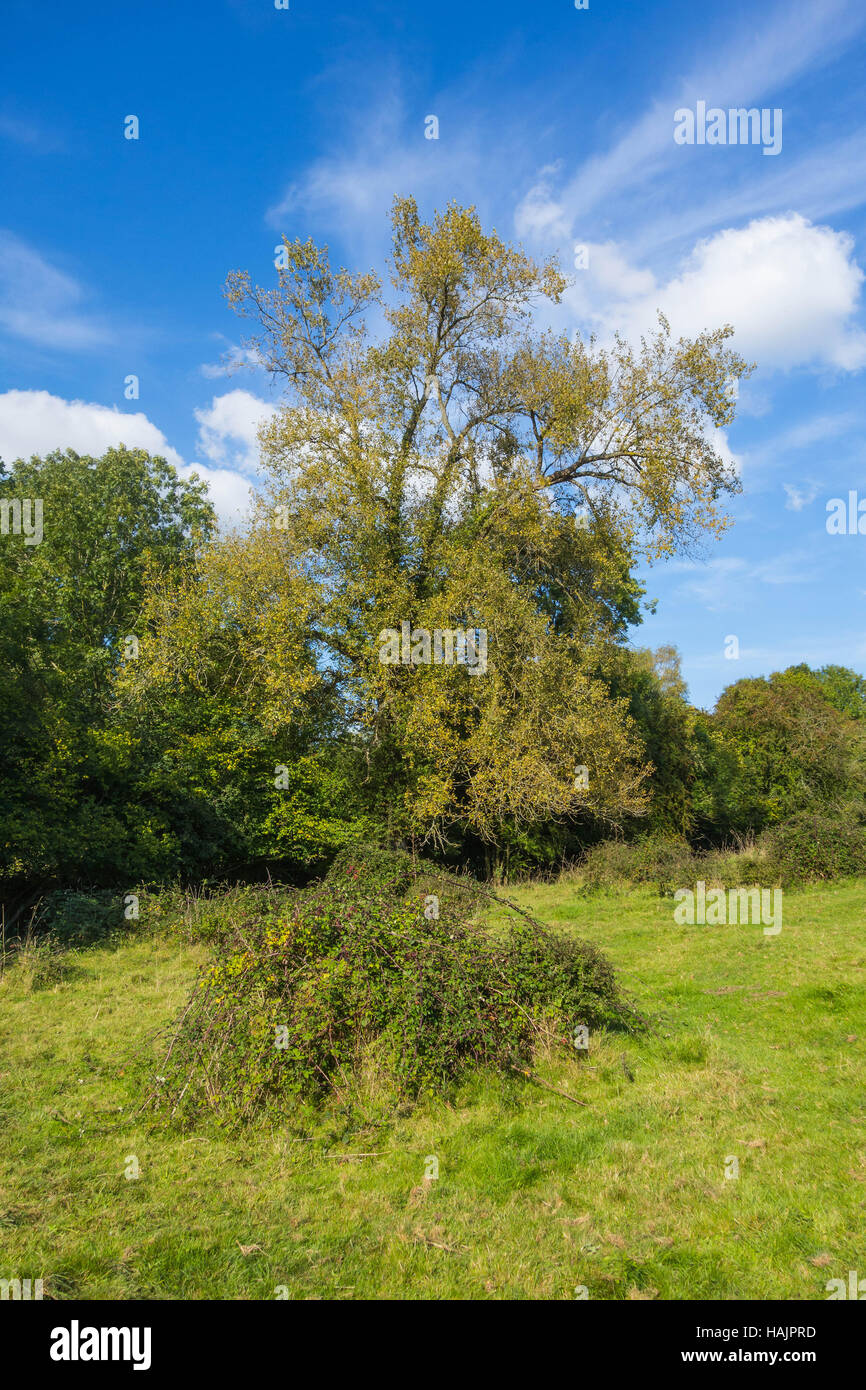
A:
149;851;640;1125
580;835;697;895
759;811;866;885
326;843;482;920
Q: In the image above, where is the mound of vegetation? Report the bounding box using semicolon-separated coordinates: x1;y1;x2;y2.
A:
760;811;866;885
580;835;698;895
148;850;640;1125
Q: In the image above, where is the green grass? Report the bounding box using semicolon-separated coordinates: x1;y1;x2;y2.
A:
1;877;864;1300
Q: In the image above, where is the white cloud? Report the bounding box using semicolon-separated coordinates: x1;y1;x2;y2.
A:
630;216;866;371
783;482;821;511
179;462;254;531
706;424;742;477
200;342;264;379
0;389;184;467
193;389;277;474
0;232;111;350
565;216;866;373
0;389;255;531
576;240;656;301
514;169;572;243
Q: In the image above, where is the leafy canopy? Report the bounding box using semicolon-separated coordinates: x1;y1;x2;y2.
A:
0;447;215;884
136;197;752;849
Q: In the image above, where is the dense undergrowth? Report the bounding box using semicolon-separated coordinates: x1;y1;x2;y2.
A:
143;847;641;1127
579;812;866;895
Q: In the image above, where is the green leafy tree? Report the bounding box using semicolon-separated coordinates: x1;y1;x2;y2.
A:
603;645;698;838
693;668;866;836
0;446;215;887
178;196;750;850
784;662;866;721
117;530;362;877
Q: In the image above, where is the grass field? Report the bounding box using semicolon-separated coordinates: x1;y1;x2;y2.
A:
1;877;864;1300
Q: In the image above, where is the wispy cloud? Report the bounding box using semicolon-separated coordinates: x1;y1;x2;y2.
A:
0;113;42;146
515;0;866;250
0;231;112;350
635;131;866;258
689;634;866;676
0;108;64;151
200;339;265;380
741;411;862;484
672;549;818;610
266;95;487;260
783;481;821;511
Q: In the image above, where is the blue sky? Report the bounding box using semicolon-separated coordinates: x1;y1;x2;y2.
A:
2;0;865;709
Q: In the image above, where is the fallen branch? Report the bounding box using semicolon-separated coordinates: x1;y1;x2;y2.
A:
508;1063;589;1106
321;1152;386;1160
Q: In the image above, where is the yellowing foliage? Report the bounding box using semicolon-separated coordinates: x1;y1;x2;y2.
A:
132;197;753;847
